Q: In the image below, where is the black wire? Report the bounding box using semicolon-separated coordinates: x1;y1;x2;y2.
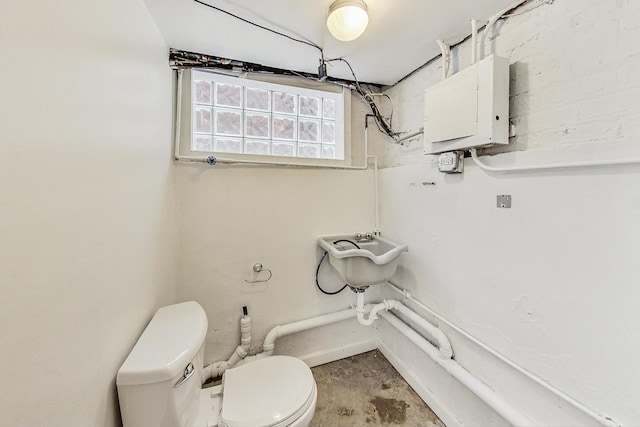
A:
191;0;398;139
326;57;399;139
193;0;324;59
326;58;363;91
315;252;347;295
315;240;361;295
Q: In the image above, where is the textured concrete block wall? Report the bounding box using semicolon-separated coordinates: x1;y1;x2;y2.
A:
382;0;640;166
373;1;640;424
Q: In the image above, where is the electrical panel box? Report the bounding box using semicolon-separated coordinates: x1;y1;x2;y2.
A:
424;55;509;155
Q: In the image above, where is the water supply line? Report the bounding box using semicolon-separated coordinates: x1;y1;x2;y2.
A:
203;306;252;379
365;115;380;235
385;281;621;427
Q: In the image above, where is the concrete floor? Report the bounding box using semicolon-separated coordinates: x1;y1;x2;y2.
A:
310;350;443;426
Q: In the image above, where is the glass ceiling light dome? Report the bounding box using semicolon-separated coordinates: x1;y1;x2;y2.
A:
327;0;369;42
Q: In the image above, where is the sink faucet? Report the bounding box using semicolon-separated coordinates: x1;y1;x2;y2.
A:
354;232;373;243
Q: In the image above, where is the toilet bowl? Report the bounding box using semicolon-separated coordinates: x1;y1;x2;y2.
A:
116;302;317;427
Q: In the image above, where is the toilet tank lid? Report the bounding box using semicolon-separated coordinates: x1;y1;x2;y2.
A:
117;301;208;386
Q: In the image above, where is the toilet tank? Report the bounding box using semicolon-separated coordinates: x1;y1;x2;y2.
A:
117;302;208;427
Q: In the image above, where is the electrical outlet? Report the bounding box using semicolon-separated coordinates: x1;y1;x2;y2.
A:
438;151;464;173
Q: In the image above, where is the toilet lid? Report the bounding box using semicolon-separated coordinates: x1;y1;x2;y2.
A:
221;356;315;427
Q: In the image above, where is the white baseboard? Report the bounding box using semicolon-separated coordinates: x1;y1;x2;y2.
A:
297;338;378;368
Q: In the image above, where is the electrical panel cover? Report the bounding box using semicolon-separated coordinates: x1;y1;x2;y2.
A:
424;55;509;154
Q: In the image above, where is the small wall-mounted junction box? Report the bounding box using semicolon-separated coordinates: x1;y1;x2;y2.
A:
438;151;464;173
424;55;510;155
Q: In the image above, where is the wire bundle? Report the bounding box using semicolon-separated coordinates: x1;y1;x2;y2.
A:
192;0;399;140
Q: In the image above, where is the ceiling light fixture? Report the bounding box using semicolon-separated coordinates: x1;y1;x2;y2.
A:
326;0;369;42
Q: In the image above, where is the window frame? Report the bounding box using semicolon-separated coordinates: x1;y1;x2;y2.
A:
181;69;352;167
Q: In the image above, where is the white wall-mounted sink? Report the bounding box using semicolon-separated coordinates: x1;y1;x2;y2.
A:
318;234;408;288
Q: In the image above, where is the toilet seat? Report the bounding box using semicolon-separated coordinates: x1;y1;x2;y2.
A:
221;356;316;427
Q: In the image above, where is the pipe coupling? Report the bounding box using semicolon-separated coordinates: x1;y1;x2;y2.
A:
235;346;248;358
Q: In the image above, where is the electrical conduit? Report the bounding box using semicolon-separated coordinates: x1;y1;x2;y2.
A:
471;148;640;173
479;5;514;60
436;39;451;79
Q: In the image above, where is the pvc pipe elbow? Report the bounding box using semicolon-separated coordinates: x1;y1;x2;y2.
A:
356;311;376;326
262;343;275;354
234;346;247;359
262;326;280;352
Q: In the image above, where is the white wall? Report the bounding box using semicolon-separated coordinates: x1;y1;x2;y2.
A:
175;98;379;363
4;0;638;425
0;1;175;426
374;0;640;425
175;165;377;362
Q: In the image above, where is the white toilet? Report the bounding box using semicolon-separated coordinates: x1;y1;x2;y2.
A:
116;301;317;427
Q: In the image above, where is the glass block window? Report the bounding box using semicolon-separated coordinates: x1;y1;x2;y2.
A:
191;70;344;161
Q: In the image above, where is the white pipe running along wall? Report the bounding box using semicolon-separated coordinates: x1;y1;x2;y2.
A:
385;282;621;427
355;292;453;359
213;294;532;425
471;148;640;173
237;305;373;366
379;310;535;427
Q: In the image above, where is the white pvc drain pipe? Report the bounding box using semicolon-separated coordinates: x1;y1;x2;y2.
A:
204;296;533;426
379;310;535;427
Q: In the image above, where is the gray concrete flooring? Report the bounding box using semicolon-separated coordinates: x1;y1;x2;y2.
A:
310;350;443;426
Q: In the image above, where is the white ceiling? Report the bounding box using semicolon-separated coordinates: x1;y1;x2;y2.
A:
144;0;519;85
